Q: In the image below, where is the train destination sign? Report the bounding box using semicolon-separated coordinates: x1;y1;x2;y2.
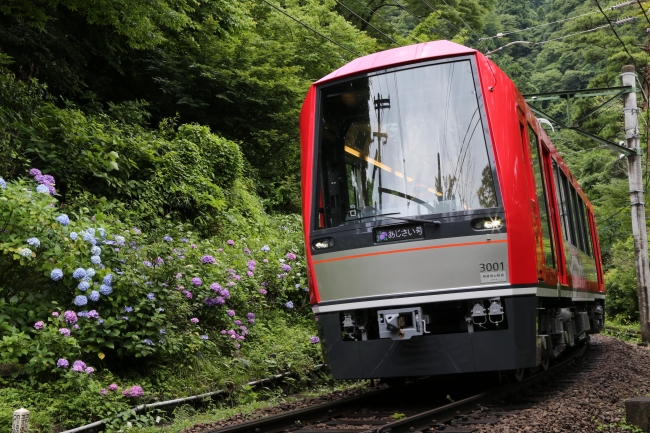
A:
374;224;424;244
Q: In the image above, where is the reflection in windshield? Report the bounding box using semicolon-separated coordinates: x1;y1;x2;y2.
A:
317;60;497;228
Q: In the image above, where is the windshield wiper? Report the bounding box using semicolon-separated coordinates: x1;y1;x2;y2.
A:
345;213;441;226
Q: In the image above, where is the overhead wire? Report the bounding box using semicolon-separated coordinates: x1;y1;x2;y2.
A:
437;0;485;48
418;0;463;35
636;0;650;26
594;0;642;71
260;0;361;57
334;0;402;46
391;0;445;39
349;0;419;43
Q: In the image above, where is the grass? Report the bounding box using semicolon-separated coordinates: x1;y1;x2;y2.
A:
602;317;642;343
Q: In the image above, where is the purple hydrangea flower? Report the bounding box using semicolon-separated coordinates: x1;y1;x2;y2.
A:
310;336;320;344
176;273;182;279
244;248;251;254
202;255;216;264
147;293;154;300
247;271;254;277
191;277;202;286
259;289;267;295
190;244;197;249
210;283;222;292
132;228;142;235
221;289;230;299
34;321;44;330
263;259;268;263
181;238;189;242
64;311;77;324
247;312;255;320
109;383;118;391
227;240;234;246
163;236;173;242
52;312;60;318
123;385;144;398
227;310;235;317
234;320;241;325
285;301;294;309
281;264;292;272
87;310;99;319
57;358;69;368
182;290;193;299
100;388;108;395
42;174;55;185
155;257;164;266
190;317;199;324
200;335;209;340
29;168;42;177
143;339;153;346
160;329;166;334
85;367;94;374
59;328;71;337
143;260;152;267
73;324;79;329
51;268;63;281
124;306;133;313
286;253;297;261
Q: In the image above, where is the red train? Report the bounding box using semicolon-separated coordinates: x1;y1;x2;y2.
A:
300;41;605;379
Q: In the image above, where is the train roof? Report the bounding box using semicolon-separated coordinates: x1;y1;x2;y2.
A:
315;40;476;85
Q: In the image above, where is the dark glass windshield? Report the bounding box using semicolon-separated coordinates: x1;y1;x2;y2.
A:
316;60;497;228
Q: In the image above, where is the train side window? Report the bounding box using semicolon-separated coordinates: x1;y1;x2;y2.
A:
569;186;585;252
527;125;555;269
552;162;570;243
559;172;576;245
580;199;592;257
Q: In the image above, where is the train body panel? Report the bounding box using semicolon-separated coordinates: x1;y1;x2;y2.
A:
300;40;605;379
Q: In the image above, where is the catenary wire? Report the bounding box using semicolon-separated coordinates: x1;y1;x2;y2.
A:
636;0;650;26
594;0;642;71
437;0;484;46
418;0;463;35
334;0;402;46
260;0;361;57
481;0;638;40
392;0;445;39
349;0;419;43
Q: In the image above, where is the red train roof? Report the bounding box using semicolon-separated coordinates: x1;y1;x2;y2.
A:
315;40;476;85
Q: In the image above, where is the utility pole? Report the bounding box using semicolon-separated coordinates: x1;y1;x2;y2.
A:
621;65;650;342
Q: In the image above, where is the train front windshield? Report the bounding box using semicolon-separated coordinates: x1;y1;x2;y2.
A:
317;59;497;228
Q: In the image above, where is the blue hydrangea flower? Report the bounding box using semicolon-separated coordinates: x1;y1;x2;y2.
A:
78;281;90;291
69;232;78;241
285;301;294;309
147;293;154;300
82;233;96;245
90;246;101;256
77;311;88;317
89;290;100;302
86;268;96;278
19;248;32;257
0;178;6;189
124;306;133;313
160;329;166;334
157;308;164;313
261;245;270;252
98;228;106;238
86;228;96;236
163;235;173;242
103;274;113;285
90;255;101;265
114;235;125;246
56;214;70;226
99;284;113;295
27;237;40;248
74;295;88;306
200;335;209;340
36;184;49;194
51;268;63;281
143;339;153;345
72;268;86;280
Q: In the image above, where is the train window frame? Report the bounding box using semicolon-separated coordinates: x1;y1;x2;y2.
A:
569;186;586;252
526;124;555;269
310;54;503;234
580;199;592;257
552;161;571;243
559;172;576;246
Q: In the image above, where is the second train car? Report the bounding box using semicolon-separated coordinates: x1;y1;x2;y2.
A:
300;40;605;379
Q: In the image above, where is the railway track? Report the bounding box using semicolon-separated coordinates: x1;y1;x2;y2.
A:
204;340;601;433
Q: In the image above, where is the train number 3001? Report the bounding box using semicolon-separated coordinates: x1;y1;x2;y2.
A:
480;262;505;272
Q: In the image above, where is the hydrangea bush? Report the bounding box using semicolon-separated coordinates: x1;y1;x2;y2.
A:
0;172;311;379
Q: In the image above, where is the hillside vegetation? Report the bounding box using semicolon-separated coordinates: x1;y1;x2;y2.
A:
0;0;647;430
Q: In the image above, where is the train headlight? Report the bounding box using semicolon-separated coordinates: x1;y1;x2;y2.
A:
472;217;504;230
313;237;335;250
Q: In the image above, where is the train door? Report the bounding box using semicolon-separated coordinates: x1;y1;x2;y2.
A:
539;140;562;287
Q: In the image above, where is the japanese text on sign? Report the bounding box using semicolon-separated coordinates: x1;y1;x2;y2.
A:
375;225;423;243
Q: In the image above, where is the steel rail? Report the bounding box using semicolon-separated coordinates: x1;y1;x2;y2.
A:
206;342;591;433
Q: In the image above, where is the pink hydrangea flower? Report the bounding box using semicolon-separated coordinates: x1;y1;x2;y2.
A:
100;388;108;395
59;328;71;337
52;312;60;318
109;383;118;391
259;289;267;295
34;321;44;330
190;318;199;324
227;240;234;246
